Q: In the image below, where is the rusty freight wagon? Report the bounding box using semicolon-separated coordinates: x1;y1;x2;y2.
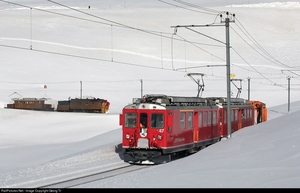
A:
56;98;110;113
6;98;55;111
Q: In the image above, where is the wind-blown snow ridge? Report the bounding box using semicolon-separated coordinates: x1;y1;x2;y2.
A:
229;2;300;8
0;37;286;70
0;37;216;65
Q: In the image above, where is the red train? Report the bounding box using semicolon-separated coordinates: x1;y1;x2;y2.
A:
119;94;267;164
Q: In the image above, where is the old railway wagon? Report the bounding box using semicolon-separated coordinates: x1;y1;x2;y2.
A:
6;98;54;111
56;98;110;113
6;98;110;113
119;94;267;164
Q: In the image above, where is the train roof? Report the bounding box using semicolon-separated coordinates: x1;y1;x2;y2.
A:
130;94;251;107
132;94;209;107
207;97;250;106
12;98;48;101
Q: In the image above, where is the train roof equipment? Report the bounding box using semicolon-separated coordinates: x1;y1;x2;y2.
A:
131;94;209;107
130;94;256;108
185;73;205;97
230;79;243;98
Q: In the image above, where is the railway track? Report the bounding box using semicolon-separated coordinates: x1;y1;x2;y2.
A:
40;164;150;188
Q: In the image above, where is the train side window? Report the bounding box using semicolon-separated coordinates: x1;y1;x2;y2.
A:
224;111;227;124
213;111;217;125
203;111;207;127
198;112;202;128
187;112;193;129
125;113;137;128
180;112;185;129
208;111;212;126
151;113;164;128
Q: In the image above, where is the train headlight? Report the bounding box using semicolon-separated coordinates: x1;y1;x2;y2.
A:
158;134;162;140
125;134;130;139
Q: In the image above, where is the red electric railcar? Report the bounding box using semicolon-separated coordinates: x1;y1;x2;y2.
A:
119;94;267;164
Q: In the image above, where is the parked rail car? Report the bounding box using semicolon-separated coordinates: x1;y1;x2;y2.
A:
56;98;110;113
6;98;54;111
119;94;267;164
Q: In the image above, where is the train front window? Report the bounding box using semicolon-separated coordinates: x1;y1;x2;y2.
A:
125;113;137;128
140;113;148;128
151;113;164;128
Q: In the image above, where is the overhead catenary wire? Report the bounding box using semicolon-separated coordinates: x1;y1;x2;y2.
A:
162;0;296;86
158;0;218;15
234;17;295;69
0;0;297;90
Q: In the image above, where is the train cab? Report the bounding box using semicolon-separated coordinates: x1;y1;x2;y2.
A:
120;97;170;164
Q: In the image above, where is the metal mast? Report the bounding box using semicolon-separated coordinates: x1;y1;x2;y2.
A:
171;12;235;138
222;13;235;138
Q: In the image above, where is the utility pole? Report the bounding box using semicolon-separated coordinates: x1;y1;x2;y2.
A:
140;79;143;98
222;14;235;138
247;77;251;101
171;12;235;138
287;76;291;113
80;81;82;99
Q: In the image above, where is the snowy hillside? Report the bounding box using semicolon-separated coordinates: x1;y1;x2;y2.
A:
0;0;300;188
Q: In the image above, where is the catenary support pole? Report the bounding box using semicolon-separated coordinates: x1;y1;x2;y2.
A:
225;17;232;138
288;76;290;113
247;77;250;101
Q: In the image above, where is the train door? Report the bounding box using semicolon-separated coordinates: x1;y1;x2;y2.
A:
231;109;239;133
139;113;148;127
193;111;199;142
195;110;203;141
218;106;225;137
237;108;243;130
139;113;148;137
187;111;194;143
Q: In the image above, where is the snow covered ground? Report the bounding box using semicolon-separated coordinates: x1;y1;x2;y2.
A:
0;0;300;188
1;101;300;188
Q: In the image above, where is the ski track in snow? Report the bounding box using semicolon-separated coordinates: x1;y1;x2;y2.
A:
0;37;283;69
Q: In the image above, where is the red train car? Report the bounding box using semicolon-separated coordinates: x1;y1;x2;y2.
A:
119;94;267;164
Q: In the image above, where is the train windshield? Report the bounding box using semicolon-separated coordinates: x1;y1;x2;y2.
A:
150;113;164;128
125;113;137;128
